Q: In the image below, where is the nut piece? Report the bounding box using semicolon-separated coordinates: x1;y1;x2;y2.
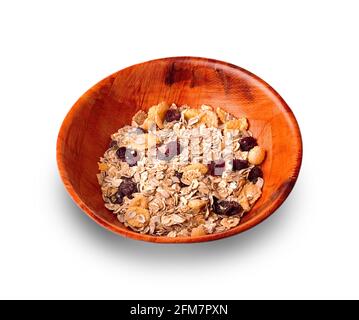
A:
191;226;207;237
146;102;169;129
182;163;208;175
216;107;228;123
98;162;108;171
248;146;266;165
198;110;218;128
125;207;150;229
188;199;207;212
184;108;201;120
129;195;149;209
224;118;248;131
132;110;147;126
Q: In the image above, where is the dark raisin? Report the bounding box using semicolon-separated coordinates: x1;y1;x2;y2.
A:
221;201;242;216
109;140;118;148
157;140;181;161
212;196;221;214
165;109;181;122
233;159;249;171
248;166;263;182
111;192;123;204
118;178;137;198
125;149;139;167
116;147;139;166
116;147;127;161
207;159;225;176
239;136;257;151
212;198;242;216
175;171;186;187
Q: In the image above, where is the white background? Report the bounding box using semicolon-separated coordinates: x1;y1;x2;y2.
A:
1;0;358;300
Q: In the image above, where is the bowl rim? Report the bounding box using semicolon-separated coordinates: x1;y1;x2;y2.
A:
56;56;303;244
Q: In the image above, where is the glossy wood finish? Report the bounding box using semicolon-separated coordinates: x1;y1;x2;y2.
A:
57;57;302;243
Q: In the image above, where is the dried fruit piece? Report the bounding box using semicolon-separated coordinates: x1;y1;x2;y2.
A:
188;199;207;212
182;163;208;175
111;192;124;205
221;201;242;216
212;198;242;216
125;207;150;229
109;140;118;148
224;117;248;131
98;162;108;171
207;159;225;176
165;109;181;122
174;171;186;187
212;196;222;214
248;166;263;182
248;146;266;165
116;144;142;165
239;136;257;151
129;195;149;209
157;140;181;161
116;146;141;165
191;226;207;237
232;159;249;171
116;147;126;161
125;149;139;167
118;178;138;198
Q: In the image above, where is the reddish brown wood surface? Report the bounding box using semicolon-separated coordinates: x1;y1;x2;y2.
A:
56;57;302;243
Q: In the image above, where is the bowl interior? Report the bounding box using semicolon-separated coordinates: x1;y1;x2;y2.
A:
57;57;302;243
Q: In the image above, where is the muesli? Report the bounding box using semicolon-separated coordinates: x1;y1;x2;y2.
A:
97;103;266;237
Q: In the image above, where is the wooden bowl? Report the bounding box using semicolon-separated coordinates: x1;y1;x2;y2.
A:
57;57;302;243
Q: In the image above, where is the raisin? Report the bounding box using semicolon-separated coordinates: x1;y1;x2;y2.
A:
116;147;139;166
175;171;186;187
165;109;181;122
116;147;126;161
157;140;181;161
248;166;263;182
212;196;222;214
111;192;123;204
239;136;257;151
125;149;139;167
109;140;118;148
221;201;242;216
212;198;242;216
118;178;137;198
233;159;249;171
207;159;225;176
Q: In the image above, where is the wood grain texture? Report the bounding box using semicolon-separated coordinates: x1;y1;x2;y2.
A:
56;57;303;243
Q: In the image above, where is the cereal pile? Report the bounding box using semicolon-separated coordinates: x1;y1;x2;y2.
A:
97;103;265;237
